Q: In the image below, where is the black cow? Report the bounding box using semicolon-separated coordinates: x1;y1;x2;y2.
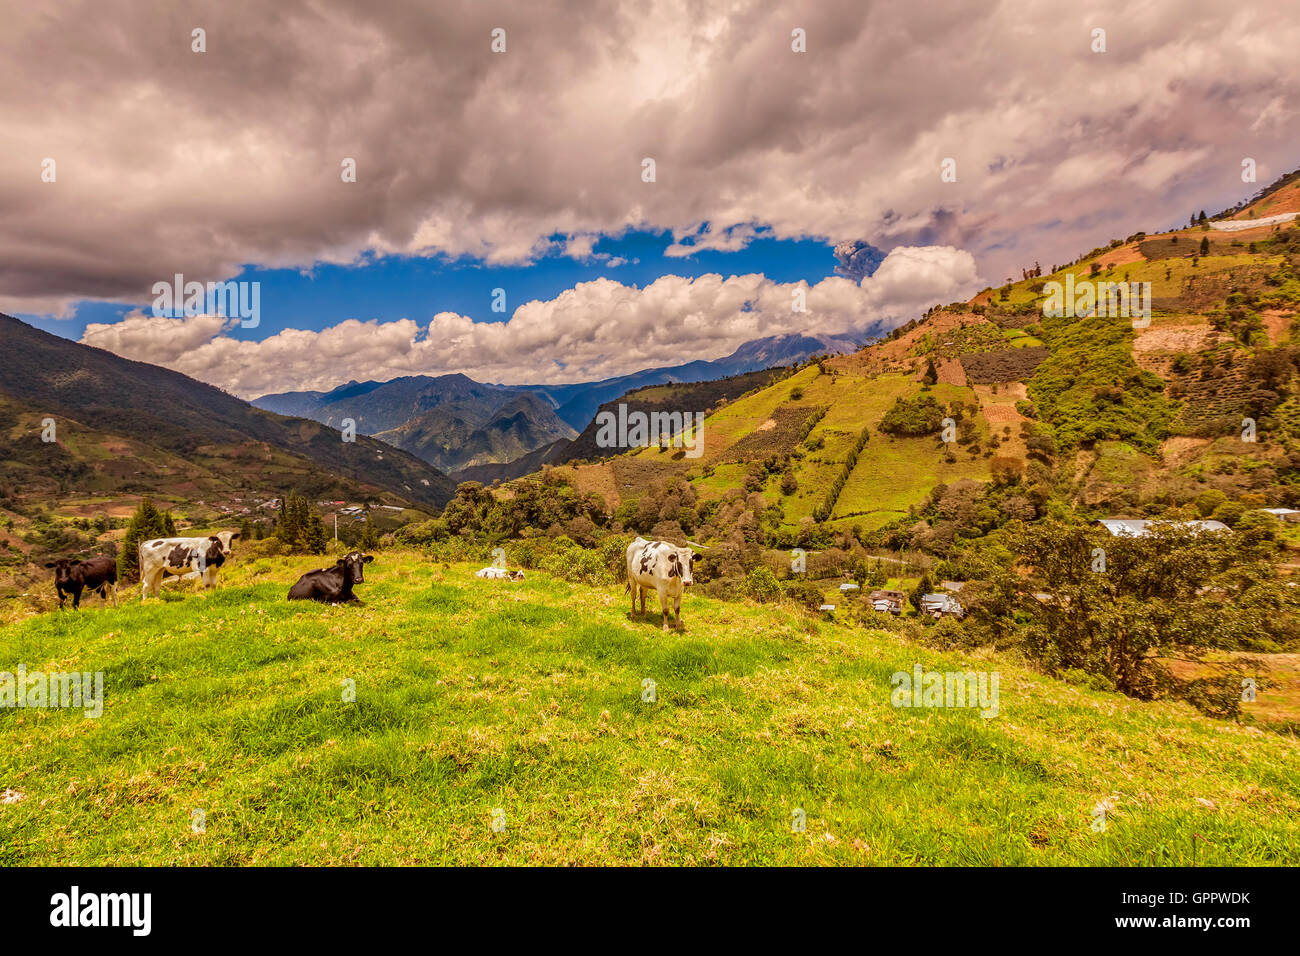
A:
45;555;118;609
287;552;373;604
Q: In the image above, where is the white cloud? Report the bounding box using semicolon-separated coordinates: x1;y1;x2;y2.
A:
81;245;982;398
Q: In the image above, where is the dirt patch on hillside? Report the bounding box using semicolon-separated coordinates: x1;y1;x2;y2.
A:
1161;436;1212;467
1092;242;1145;268
1262;309;1293;345
935;358;967;386
1133;324;1216;354
829;311;991;376
980;403;1023;424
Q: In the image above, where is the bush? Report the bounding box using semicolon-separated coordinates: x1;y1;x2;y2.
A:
740;566;783;602
878;395;945;437
781;578;825;610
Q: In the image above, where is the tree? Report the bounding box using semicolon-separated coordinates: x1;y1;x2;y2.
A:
359;512;381;551
989;519;1294;706
306;512;328;554
910;573;935;612
1200;236;1210;256
118;497;172;582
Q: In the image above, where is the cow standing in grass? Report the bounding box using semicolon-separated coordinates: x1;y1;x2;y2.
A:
138;532;239;599
46;555;118;609
288;551;373;604
625;536;698;631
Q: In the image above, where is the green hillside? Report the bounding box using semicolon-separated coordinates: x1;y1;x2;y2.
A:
1;551;1295;865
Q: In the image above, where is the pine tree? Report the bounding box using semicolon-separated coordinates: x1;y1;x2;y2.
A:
910;573;934;613
1200;235;1210;256
118;497;171;582
359;512;381;551
306;512;328;555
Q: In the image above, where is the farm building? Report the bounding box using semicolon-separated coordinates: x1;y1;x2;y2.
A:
867;589;905;615
1096;518;1229;537
920;593;965;618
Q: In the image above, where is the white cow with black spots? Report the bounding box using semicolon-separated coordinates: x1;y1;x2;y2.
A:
138;531;239;599
625;536;698;631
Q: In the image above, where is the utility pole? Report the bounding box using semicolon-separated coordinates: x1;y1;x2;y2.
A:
334;513;338;542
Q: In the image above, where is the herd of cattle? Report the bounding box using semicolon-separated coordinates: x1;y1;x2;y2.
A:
41;533;702;628
45;532;374;608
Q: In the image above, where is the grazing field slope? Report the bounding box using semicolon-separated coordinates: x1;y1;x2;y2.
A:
1;552;1295;865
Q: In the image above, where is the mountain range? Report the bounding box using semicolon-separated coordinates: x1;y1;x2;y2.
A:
0;312;456;509
253;331;862;474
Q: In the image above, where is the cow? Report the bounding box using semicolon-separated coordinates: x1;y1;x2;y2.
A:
287;551;373;604
625;536;698;631
138;532;239;599
474;567;525;581
45;555;118;609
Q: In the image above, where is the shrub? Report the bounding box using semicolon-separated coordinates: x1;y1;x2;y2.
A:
740;566;783;602
878;395;945;436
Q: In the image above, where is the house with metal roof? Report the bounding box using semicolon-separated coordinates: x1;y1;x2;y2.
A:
867;589;905;615
920;593;965;618
1096;519;1229;537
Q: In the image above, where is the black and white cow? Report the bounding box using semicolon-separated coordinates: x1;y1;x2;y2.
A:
45;555;118;609
138;531;239;599
287;551;373;604
625;536;698;631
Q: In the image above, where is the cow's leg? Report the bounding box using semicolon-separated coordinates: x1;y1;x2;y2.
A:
56;587;66;610
639;586;646;615
71;585;83;610
674;594;683;629
630;583;637;616
657;584;671;631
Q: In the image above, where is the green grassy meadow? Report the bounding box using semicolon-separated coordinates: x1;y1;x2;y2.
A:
2;551;1297;865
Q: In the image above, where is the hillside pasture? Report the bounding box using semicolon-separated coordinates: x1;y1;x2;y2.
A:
0;552;1296;865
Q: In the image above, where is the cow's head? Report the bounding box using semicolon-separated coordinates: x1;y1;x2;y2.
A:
214;531;240;554
202;538;227;569
341;551;374;584
667;548;698;586
44;558;79;585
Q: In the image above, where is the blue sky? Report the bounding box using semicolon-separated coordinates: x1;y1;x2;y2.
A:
22;230;845;344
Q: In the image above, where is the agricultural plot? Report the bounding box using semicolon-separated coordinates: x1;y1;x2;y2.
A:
831;434;991;529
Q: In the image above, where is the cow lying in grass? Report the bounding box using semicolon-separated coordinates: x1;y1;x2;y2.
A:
288;551;373;604
475;567;525;580
625;536;698;631
45;555;117;609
